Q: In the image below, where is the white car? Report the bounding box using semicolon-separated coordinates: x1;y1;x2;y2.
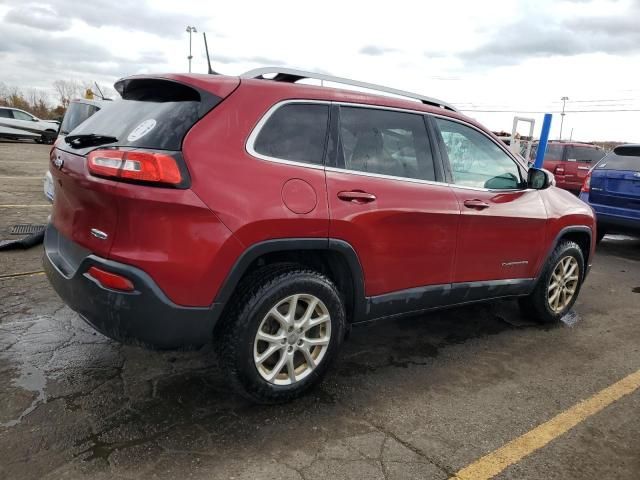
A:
0;107;60;144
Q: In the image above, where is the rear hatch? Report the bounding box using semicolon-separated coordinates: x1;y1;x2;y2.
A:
50;75;239;257
590;151;640;211
565;145;605;190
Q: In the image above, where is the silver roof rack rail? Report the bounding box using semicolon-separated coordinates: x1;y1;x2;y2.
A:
241;67;457;112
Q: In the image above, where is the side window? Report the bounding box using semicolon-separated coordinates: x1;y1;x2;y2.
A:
338;107;435;181
0;109;12;118
435;118;523;190
543;144;565;161
13;110;33;121
253;103;329;165
568;146;604;163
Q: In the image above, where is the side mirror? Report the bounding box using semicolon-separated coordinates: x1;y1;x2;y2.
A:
527;168;554;190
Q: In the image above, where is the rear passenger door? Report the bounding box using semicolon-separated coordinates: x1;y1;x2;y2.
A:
326;105;460;297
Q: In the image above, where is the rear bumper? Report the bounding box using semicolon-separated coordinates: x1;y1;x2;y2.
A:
581;194;640;234
596;214;640;234
43;224;223;349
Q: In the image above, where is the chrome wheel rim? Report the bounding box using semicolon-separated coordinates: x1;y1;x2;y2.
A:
253;294;331;386
547;256;580;313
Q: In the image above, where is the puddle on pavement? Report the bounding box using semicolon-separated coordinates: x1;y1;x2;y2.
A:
560;310;580;327
0;361;47;428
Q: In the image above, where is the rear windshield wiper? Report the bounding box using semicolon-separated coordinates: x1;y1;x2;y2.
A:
65;133;118;148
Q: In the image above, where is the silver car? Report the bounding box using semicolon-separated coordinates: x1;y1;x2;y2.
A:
0;107;60;144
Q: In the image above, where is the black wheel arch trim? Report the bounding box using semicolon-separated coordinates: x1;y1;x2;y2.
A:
214;238;367;321
538;225;593;282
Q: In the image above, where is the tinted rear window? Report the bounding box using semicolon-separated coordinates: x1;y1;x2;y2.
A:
567;146;604;163
60;102;100;135
70;100;201;150
596;153;640;171
67;79;220;151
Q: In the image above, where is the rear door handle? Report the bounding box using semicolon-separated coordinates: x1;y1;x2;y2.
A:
337;190;377;204
463;199;490;210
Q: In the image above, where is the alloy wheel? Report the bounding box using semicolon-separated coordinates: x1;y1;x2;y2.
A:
547;255;580;313
253;294;331;385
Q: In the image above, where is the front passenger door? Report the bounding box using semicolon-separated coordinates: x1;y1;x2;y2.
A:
433;117;547;283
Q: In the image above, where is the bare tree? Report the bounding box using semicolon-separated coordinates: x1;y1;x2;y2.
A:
52;80;82;108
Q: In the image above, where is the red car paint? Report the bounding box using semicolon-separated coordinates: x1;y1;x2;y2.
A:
538;141;605;193
49;73;596;312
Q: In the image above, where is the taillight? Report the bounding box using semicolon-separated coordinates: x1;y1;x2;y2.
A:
554;165;565;175
86;266;135;292
581;173;591;193
87;149;182;185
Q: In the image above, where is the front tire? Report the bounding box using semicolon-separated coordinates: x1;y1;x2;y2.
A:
519;241;584;323
216;265;346;404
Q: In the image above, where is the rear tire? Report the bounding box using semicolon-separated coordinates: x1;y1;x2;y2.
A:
216;264;346;404
519;241;584;323
596;229;606;244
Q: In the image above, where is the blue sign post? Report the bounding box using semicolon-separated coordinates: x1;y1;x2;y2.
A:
534;113;553;168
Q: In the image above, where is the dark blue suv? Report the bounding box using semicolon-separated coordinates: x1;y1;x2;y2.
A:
580;145;640;241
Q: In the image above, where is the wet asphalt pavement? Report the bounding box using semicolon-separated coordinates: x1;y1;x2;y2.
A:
1;142;639;479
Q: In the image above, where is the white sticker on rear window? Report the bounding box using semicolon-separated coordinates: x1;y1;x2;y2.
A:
127;119;157;142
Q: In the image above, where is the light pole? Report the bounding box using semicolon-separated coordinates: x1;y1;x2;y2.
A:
186;26;197;73
559;96;569;141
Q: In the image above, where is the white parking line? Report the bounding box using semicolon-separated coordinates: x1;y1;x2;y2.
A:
0;176;42;179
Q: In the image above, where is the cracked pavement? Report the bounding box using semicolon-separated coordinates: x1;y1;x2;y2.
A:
1;142;640;479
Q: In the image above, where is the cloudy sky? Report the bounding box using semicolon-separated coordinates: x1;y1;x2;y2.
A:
1;0;639;141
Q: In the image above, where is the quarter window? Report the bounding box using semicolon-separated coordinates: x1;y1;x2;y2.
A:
338;107;436;181
0;109;12;118
253;103;329;165
435;118;523;190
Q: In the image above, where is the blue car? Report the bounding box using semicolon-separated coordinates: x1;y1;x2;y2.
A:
580;145;640;242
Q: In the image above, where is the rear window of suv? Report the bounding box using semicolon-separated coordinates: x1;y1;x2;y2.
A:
567;146;604;163
70;100;201;151
596;153;640;171
67;79;221;151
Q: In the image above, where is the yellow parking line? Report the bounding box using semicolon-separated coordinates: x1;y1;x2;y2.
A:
0;271;45;280
0;204;51;207
453;368;640;480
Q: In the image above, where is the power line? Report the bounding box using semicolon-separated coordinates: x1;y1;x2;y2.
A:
550;98;637;103
460;109;640;113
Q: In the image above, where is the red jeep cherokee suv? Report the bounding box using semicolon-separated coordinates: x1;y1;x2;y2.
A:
45;68;596;403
